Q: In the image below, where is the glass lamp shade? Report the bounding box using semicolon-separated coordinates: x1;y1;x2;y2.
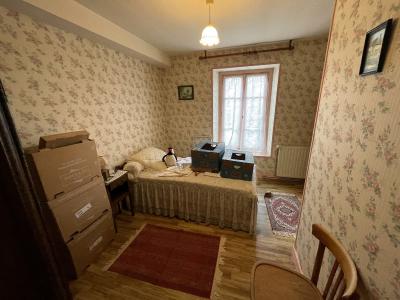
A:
200;25;220;46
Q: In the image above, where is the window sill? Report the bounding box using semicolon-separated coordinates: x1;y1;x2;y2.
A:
253;153;272;158
229;150;271;158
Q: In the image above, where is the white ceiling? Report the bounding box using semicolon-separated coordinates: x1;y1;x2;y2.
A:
76;0;334;54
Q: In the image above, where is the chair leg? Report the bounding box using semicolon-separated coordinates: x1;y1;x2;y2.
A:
129;195;134;216
113;216;118;233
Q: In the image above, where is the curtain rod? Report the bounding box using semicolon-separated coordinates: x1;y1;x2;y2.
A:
199;40;294;60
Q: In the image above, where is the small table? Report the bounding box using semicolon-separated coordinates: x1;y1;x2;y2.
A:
104;170;134;229
251;262;323;300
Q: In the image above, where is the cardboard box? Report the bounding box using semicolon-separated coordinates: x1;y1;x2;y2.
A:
191;141;225;172
25;140;101;201
220;149;255;181
67;211;115;275
47;177;111;242
39;130;89;149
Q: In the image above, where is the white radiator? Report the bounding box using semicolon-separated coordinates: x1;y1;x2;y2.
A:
276;146;310;179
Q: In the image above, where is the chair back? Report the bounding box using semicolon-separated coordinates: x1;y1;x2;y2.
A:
311;224;357;300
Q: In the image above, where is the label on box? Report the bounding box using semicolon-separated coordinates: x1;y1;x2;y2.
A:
74;202;92;219
89;236;103;251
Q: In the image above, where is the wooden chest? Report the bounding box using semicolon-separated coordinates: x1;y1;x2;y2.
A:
220;149;254;181
191;142;225;172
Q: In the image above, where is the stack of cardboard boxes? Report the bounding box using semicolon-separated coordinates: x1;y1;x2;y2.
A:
25;131;115;277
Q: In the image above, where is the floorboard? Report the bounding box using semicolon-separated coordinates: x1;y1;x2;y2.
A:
70;180;304;299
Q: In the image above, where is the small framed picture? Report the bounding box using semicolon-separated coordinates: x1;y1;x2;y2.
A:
359;19;393;76
178;85;194;100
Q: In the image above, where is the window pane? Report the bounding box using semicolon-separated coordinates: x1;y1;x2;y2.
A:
243;74;268;153
242;129;259;150
222;76;242;149
219;72;271;155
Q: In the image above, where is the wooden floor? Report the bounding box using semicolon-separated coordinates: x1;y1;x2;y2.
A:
70;180;304;300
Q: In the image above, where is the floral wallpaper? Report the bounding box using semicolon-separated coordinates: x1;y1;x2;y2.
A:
296;0;400;299
163;39;327;179
0;4;327;179
0;6;167;167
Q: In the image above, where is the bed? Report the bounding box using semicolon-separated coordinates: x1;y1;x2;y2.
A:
124;147;258;234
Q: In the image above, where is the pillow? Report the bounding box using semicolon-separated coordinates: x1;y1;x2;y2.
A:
123;161;144;178
129;147;165;164
147;160;167;171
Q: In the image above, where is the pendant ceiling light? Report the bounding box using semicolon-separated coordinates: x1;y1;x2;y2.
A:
200;0;220;47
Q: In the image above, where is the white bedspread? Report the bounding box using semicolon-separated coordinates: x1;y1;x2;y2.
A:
128;168;258;234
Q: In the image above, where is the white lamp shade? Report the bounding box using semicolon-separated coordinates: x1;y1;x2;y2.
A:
200;25;220;46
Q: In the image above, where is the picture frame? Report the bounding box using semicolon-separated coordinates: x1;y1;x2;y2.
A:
359;19;393;76
178;85;194;100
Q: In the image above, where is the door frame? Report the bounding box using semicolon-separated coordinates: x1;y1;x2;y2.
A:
0;79;71;299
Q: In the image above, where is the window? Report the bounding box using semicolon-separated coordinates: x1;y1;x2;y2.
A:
215;67;277;156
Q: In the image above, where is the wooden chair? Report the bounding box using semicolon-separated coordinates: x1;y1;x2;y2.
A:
251;224;358;300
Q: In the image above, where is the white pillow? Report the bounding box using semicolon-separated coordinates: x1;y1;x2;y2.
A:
123;161;144;178
129;147;165;164
147;161;167;171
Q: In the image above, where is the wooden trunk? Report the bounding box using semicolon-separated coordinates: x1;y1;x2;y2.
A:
191;142;225;172
221;149;254;181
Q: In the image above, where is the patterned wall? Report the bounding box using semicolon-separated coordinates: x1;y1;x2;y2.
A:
0;6;167;167
0;5;327;178
296;1;400;299
163;39;327;179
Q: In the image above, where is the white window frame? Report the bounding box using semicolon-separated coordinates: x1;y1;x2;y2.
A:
212;64;280;157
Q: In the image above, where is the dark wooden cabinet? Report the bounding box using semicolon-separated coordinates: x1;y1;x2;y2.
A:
105;171;134;230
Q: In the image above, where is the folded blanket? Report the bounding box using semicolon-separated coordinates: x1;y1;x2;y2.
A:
158;166;193;177
200;172;221;178
177;156;192;168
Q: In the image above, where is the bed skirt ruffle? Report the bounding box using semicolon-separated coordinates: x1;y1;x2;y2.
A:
130;180;257;234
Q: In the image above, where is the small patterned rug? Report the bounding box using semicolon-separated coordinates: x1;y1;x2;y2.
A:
264;192;301;237
106;224;222;298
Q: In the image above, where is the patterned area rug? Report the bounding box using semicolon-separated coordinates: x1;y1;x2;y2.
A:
264;192;301;237
106;224;222;298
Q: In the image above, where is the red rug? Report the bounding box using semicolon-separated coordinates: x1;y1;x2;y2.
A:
265;192;301;237
108;224;221;298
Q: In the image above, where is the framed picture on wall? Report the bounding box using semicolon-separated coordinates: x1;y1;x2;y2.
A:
359;19;393;76
178;85;194;100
